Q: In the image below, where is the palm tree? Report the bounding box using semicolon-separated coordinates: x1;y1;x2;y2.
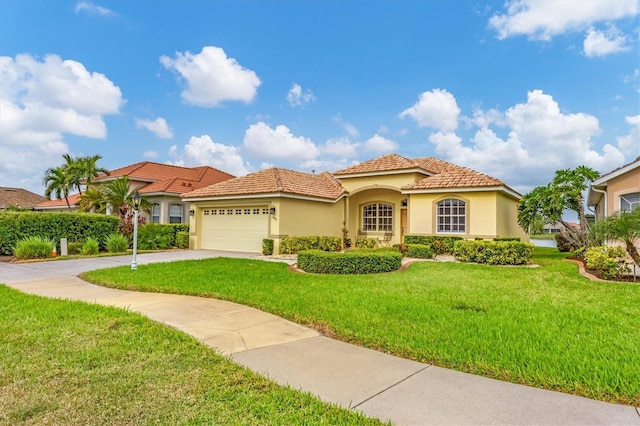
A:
590;209;640;266
62;154;110;196
43;166;74;211
78;186;107;213
103;176;150;219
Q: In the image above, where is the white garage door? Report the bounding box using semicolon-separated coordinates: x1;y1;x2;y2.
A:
200;206;269;252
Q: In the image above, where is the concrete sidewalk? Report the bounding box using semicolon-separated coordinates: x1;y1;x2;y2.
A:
1;250;638;425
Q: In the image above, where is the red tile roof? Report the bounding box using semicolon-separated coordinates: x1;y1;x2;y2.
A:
0;187;47;209
403;168;504;190
94;162;234;184
334;154;427;175
37;193;81;209
184;168;346;200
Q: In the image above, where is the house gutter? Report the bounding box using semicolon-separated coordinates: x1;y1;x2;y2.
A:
590;187;607;219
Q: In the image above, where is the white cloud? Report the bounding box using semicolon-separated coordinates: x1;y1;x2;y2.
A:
143;150;159;159
135;117;174;139
0;53;123;194
333;115;359;138
160;46;261;107
169;135;250;176
286;83;316;107
363;134;398;153
299;158;353;173
488;0;638;41
321;137;359;158
399;89;460;132
583;26;631;57
75;1;117;16
425;90;625;191
617;115;640;156
243;122;320;161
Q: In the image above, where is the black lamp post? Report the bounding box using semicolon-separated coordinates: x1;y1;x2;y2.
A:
131;191;141;270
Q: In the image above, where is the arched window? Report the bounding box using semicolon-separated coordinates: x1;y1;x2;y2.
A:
620;192;640;212
151;203;160;223
362;203;393;232
169;204;183;223
437;199;466;233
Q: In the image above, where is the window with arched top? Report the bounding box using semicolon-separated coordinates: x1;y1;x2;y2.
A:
169;204;183;223
437;199;466;233
151;203;160;223
362;203;393;232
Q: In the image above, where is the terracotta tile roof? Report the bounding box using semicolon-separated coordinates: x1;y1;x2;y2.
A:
36;193;81;208
94;162;234;183
184;168;346;200
0;187;47;209
594;155;640;182
403;167;505;190
333;154;425;175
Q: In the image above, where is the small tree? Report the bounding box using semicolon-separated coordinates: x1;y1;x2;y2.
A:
590;209;640;266
518;166;599;250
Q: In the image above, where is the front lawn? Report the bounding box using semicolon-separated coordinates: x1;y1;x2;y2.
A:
82;248;640;406
0;286;381;425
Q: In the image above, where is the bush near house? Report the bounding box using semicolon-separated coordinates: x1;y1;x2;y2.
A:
355;237;377;249
81;237;100;255
176;231;190;249
406;244;434;259
403;235;463;254
0;211;119;255
453;240;534;265
280;236;342;254
106;233;129;253
262;238;274;255
297;249;402;274
584;246;628;280
137;224;172;250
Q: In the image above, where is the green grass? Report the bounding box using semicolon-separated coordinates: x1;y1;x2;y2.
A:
0;286;382;425
530;233;558;240
81;248;640;406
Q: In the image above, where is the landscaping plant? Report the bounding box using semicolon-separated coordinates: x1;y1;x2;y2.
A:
105;233;129;253
81;237;100;255
13;236;56;259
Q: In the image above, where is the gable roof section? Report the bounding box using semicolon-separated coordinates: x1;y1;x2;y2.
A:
403;168;503;190
183;168;346;201
333;154;431;176
592;156;640;186
94;162;234;184
0;187;47;209
36;193;81;209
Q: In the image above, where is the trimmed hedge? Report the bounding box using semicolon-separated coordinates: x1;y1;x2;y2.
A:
297;249;402;274
406;244;434;259
137;224;172;250
0;211;119;255
355;238;378;249
176;231;189;249
280;236;342;254
453;240;534;265
262;238;274;255
403;235;463;254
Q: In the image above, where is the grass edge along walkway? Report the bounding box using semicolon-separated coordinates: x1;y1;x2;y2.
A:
0;285;384;425
81;247;640;407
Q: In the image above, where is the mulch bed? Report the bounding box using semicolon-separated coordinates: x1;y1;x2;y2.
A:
566;258;639;283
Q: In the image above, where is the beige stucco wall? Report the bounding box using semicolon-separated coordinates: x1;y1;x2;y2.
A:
144;195;189;224
345;187;405;245
606;170;640;214
407;191;523;240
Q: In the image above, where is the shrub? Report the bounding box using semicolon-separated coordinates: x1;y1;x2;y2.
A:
68;241;83;255
81;237;100;255
453;240;534;265
297;249;402;274
137;224;172;250
0;211;119;255
392;243;409;256
14;236;56;259
555;232;574;252
176;231;189;249
494;237;521;241
279;236;342;254
406;244;434;259
584;246;627;280
262;238;274;255
403;235;462;254
355;238;378;249
106;233;129;253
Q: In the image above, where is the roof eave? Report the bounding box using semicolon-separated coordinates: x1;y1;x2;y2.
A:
183;192;346;203
402;185;521;200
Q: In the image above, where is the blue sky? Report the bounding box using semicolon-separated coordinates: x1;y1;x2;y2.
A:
1;0;638;198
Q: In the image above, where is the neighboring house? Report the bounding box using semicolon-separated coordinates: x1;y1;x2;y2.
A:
35;162;235;223
587;156;640;219
183;154;527;253
0;187;47;210
37;193;82;212
542;221;581;234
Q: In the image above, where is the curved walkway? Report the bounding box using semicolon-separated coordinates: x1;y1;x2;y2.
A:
1;250;638;425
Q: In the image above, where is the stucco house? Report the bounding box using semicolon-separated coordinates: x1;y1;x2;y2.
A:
588;156;640;219
36;162;234;224
183;154;527;253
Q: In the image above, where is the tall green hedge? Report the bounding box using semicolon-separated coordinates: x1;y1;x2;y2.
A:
297;249;402;274
0;211;119;255
452;240;534;265
280;236;342;254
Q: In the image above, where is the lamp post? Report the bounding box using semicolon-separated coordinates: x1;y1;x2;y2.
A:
131;191;141;270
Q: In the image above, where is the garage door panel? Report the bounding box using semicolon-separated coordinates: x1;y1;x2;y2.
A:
200;207;268;253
